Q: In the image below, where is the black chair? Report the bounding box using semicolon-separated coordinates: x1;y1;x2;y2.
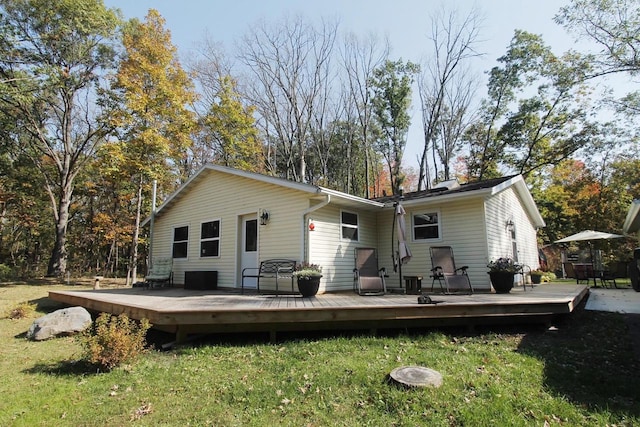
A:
601;261;628;288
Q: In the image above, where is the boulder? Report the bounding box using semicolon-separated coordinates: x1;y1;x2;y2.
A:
27;306;92;341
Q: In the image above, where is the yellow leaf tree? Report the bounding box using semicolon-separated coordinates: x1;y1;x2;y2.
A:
105;9;196;284
200;76;264;172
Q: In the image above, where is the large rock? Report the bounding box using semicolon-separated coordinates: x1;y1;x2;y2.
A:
27;306;92;341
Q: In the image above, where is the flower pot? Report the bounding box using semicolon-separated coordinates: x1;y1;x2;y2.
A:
530;273;543;284
297;276;321;297
489;272;514;294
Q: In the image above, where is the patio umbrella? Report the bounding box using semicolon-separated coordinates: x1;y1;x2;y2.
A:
554;230;625;243
396;203;412;264
555;230;625;284
392;202;412;290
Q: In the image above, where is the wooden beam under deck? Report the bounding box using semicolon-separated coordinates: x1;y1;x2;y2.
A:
48;284;589;342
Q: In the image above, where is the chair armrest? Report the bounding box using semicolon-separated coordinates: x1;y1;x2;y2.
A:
242;267;261;276
456;266;469;272
431;266;441;272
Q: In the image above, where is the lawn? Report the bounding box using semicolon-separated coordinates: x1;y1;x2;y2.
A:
1;280;639;426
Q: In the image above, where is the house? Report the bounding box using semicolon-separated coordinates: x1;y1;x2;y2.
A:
144;164;545;293
623;200;640;238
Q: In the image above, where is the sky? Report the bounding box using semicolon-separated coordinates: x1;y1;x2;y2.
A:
102;0;581;170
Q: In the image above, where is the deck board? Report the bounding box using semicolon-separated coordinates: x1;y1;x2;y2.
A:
48;284;589;341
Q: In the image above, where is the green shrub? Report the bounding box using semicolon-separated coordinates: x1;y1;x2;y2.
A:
78;312;151;371
0;263;12;281
6;302;36;319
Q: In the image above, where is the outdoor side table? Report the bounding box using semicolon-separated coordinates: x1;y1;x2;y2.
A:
404;275;423;295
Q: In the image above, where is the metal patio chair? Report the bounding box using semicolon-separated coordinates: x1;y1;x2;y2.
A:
144;257;173;288
600;261;628;288
564;262;592;285
429;246;473;294
353;248;387;296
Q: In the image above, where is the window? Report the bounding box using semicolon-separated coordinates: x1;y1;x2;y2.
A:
413;212;440;240
341;211;359;241
172;226;189;258
244;219;257;252
200;220;221;257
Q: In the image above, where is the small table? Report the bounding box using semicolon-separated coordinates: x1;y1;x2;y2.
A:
403;275;423;295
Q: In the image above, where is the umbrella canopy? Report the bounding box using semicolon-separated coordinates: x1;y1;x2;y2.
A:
555;230;625;243
555;229;625;285
396;203;412;265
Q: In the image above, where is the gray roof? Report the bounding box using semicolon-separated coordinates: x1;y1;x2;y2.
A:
372;176;515;203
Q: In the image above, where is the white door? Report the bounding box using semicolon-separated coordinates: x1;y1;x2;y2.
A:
240;215;258;289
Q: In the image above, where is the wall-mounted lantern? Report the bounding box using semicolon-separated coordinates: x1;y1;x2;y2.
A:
260;209;270;226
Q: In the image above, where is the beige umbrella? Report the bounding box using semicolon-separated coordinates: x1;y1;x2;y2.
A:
555;230;625;243
391;202;413;292
396;203;412;265
555;230;626;285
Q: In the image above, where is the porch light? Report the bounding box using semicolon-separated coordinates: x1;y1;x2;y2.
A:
506;219;515;230
260;209;270;226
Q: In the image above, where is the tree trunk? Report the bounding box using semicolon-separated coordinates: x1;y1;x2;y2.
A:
46;189;72;277
129;177;144;286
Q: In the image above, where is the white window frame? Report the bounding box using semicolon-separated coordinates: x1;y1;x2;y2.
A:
340;210;359;242
200;219;221;258
172;224;189;259
412;210;442;242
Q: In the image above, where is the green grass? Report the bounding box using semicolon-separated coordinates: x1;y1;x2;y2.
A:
1;281;639;426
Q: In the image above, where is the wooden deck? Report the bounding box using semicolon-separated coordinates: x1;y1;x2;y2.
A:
48;284;589;342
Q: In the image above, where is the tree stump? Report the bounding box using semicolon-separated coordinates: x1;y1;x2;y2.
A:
389;366;443;388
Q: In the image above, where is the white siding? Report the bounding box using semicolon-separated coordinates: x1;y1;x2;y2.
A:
307;205;378;292
153;170;309;289
152;168;542;294
377;197;491;291
485;187;540;279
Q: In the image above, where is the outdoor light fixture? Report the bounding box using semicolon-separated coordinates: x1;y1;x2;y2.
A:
506;219;515;230
260;209;270;226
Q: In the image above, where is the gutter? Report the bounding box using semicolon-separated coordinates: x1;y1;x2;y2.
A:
623;199;640;234
301;194;331;263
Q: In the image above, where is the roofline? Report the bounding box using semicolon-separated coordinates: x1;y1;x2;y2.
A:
493;175;546;228
623;199;640;234
142;164;383;226
205;164;324;193
395;175;545;228
395;187;494;207
318;186;384;208
143;167;542;228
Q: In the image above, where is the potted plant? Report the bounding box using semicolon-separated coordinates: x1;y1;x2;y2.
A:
294;262;323;297
487;257;517;293
530;269;544;284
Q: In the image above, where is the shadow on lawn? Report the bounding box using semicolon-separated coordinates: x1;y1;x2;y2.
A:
23;359;100;377
28;296;67;313
517;305;640;418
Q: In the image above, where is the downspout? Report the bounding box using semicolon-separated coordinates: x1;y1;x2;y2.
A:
301;194;331;263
